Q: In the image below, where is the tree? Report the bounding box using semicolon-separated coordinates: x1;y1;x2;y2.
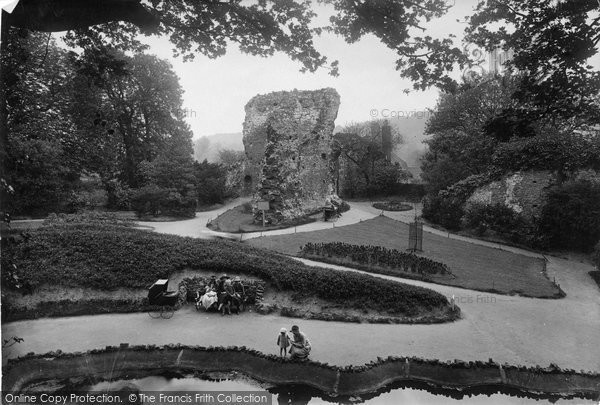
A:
193;160;227;206
218;149;245;167
421;75;516;193
334;119;407;196
39;0;467;87
463;0;600;127
371;160;409;194
72;47;191;187
138;133;196;196
2;29;81;214
425;73;519;136
6;0;600;121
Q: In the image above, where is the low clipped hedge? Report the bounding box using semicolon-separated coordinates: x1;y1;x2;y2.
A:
300;242;450;276
4;223;451;317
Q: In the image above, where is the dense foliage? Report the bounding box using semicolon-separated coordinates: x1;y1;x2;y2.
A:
2;30;81;215
193;160;228;206
131;185;196;218
2;29;197;217
537;181;600;252
300;242;450;276
420;75;515;195
492;134;600;174
463;0;600;126
55;0;468;92
4;224;450;316
462;203;531;243
420;69;600;251
43;211;133;226
422;174;492;230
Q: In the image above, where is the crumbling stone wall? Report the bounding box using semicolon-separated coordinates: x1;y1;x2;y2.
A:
467;171;556;219
466;170;600;219
242;88;341;223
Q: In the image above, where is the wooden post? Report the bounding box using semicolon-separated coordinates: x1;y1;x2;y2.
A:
262;209;265;227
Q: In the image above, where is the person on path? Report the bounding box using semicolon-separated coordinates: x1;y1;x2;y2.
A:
221;278;235;315
288;325;311;360
277;328;290;357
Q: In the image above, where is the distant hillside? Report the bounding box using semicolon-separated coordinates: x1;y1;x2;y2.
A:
193;132;243;163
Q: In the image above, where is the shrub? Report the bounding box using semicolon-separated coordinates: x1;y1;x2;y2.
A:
537;181;600;252
65;190;93;213
131;185;196;218
422;173;493;231
194;160;228;205
105;179;132;210
43;211;132;227
422;194;464;230
5;223;451;316
462;203;533;243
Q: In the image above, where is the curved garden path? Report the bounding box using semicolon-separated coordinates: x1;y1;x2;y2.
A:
3;200;599;373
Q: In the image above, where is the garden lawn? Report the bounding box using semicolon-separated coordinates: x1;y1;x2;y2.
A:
247;216;560;298
3;222;454;320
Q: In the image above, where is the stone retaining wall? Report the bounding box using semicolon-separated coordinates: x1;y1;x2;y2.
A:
4;346;599;399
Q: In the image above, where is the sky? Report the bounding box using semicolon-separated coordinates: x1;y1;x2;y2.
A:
139;1;480;139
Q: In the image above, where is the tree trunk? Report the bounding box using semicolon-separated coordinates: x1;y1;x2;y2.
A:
1;11;9;187
119;117;138;188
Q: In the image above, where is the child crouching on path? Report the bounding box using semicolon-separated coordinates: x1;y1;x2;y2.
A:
277;328;290;357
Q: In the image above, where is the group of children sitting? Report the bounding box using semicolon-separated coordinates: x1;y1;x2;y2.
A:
195;274;245;315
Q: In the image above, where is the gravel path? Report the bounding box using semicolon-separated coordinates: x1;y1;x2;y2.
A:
3;201;599;372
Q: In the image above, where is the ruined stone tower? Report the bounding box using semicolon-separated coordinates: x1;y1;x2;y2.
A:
242;88;341;223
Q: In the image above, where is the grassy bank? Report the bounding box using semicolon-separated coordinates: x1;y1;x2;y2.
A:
3;222;455;321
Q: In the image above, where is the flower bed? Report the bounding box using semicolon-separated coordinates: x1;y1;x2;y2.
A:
372;201;413;212
300;242;451;276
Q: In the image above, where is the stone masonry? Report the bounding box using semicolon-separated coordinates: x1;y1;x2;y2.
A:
466;170;600;219
242;88;341;223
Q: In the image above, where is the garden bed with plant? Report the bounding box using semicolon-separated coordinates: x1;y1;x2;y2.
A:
372;200;414;212
2;219;457;322
299;242;455;284
207;202;319;233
